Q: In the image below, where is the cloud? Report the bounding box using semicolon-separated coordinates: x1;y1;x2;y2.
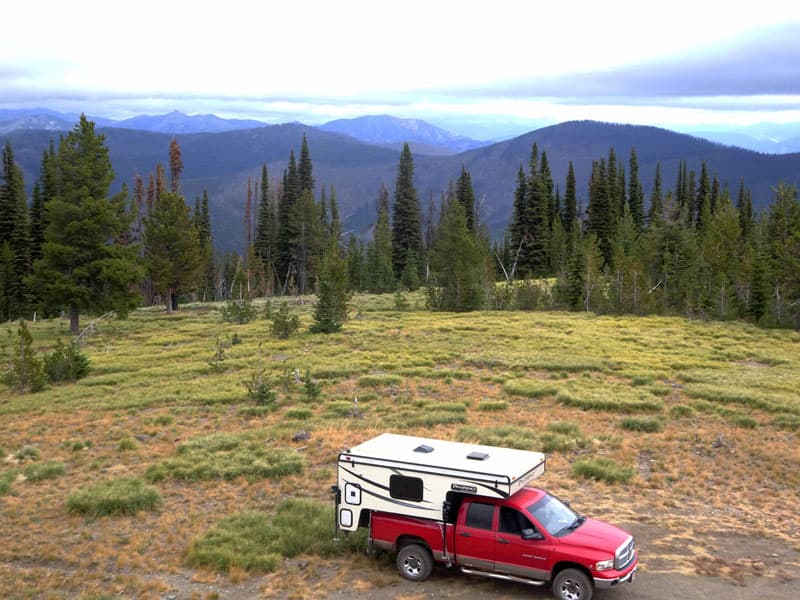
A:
442;23;800;105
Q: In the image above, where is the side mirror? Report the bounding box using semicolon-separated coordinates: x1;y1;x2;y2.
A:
521;528;544;541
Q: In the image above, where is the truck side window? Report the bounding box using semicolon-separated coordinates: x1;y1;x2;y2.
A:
499;506;534;535
389;475;424;501
465;502;495;530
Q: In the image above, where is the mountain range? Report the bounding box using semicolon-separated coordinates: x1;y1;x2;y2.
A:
3;114;800;253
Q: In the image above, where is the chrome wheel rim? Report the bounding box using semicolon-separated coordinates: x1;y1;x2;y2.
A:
558;577;584;600
402;554;422;577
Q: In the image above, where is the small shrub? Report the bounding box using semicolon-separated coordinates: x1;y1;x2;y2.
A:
0;471;15;495
631;375;654;386
118;437;137;451
43;339;90;383
547;421;581;436
244;369;278;408
66;477;162;517
63;439;93;452
478;400;509;412
773;413;800;431
230;332;243;345
394;290;409;311
2;320;46;393
619;417;663;433
504;379;559;399
208;336;230;372
152;415;173;426
357;373;402;388
219;297;257;324
571;457;633;484
23;461;65;482
285;408;312;420
187;499;367;573
670;405;695;418
731;414;758;429
271;302;299;339
304;370;322;403
15;445;41;462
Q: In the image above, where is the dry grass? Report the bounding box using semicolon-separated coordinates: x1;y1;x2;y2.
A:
0;301;798;596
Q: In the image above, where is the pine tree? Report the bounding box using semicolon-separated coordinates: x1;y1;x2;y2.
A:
737;179;753;241
628;148;644;232
366;185;395;293
292;188;323;294
329;185;341;242
427;198;489;311
311;241;350;333
298;134;315;194
346;234;365;291
587;159;613;266
391;143;422;284
254;164;277;291
455;165;476;232
563;161;577;233
0;142;30;318
28;115;141;333
143;191;201;312
765;184;800;327
276;150;299;288
508;165;530;276
168;138;183;194
648;163;663;226
197;190;215;301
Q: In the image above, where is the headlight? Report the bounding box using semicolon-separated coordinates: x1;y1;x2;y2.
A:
595;558;614;571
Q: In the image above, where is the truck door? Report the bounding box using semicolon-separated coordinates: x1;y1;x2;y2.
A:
456;501;496;571
495;506;551;580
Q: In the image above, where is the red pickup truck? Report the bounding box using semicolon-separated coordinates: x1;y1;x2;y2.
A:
369;486;637;600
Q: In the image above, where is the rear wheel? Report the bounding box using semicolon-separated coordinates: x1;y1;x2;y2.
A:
396;543;433;581
552;568;593;600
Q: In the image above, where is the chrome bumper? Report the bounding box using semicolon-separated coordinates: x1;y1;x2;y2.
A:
594;565;637;589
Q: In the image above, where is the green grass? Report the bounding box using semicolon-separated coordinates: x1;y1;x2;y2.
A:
477;400;509;412
571;457;634;484
66;477;162;517
356;374;403;388
14;445;41;462
670;405;695;418
187;499;367;573
284;408;313;420
556;391;663;413
0;470;15;495
22;461;65;482
117;438;137;451
773;413;800;431
145;432;305;482
503;379;559;399
619;417;664;433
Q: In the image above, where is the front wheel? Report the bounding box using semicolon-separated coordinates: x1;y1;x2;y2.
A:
396;543;433;581
552;568;593;600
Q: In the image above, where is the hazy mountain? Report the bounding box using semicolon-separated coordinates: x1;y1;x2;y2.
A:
113;110;268;134
690;130;800;154
320;114;488;155
5;120;799;253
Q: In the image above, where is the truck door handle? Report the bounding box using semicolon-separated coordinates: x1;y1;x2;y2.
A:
460;532;471;537
497;538;510;544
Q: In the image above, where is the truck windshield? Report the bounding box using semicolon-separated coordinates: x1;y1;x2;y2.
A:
527;494;580;536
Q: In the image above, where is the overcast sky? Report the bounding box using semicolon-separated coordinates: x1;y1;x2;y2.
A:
2;0;799;138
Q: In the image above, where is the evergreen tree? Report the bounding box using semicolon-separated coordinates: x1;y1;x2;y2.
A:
29;182;45;263
197;190;215;301
563;161;577;233
508;165;530;276
28;116;141;333
737;179;753;241
311;240;351;333
298;133;315;194
276;150;299;288
292;188;324;294
366;185;395;293
628;149;644;232
329;185;341;242
391;143;422;283
254;164;277;292
346;234;365;291
455;165;476;232
168;138;183;194
427;198;490;311
0;142;30;319
765;184;800;327
587;159;613;265
648;163;663;226
143;191;201;312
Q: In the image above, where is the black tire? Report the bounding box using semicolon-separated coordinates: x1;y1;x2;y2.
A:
396;543;433;581
552;568;593;600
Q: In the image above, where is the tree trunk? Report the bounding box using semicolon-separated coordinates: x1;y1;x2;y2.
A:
70;305;80;336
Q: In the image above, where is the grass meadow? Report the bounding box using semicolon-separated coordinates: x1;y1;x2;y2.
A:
1;292;799;598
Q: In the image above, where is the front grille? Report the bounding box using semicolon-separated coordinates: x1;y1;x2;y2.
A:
615;537;635;570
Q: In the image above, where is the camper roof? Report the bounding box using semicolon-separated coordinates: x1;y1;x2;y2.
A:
342;432;545;483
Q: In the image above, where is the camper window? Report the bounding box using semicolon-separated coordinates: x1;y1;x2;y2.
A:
389;474;424;501
465;502;495;530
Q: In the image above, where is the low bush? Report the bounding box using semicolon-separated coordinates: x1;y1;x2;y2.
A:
23;461;65;482
244;370;278;408
219;297;257;324
357;373;402;388
571;458;633;484
118;437;137;451
271;302;300;339
14;445;41;462
145;433;304;482
503;379;559;399
43;339;90;383
670;405;695;418
477;400;509;412
284;408;312;420
0;471;15;495
773;413;800;431
731;414;758;429
187;499;367;573
556;392;663;413
66;477;162;517
619;417;664;433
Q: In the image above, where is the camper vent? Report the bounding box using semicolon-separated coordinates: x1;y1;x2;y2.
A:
467;451;489;461
414;444;434;453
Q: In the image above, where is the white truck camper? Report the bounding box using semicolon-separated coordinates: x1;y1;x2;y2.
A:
335;433;546;533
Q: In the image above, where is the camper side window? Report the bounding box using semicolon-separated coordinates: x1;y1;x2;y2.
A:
389;475;424;502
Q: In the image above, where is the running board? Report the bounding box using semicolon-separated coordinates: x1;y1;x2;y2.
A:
460;567;547;587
